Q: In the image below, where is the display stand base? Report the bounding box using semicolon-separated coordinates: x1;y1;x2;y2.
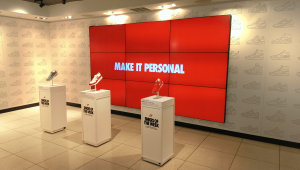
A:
143;154;173;166
81;89;111;147
43;127;65;134
84;138;111;147
39;84;67;134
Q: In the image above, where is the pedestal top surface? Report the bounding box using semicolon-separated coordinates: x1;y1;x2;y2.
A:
141;95;174;108
81;89;110;99
39;84;66;88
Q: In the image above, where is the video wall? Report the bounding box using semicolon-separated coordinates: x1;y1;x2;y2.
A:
90;15;231;123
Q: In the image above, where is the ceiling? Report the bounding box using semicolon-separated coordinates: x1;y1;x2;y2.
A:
0;0;268;22
23;0;82;6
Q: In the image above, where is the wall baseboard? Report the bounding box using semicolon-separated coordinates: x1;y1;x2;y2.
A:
67;102;300;149
0;103;39;114
66;102;81;108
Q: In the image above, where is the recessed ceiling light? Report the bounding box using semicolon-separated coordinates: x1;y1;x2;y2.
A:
36;17;47;20
104;11;113;15
14;10;27;14
62;16;72;19
158;4;176;9
103;11;121;15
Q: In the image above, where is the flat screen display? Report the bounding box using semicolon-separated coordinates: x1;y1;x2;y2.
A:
89;15;231;123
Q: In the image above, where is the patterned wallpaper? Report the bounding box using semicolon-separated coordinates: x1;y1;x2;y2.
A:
1;0;299;144
0;17;51;110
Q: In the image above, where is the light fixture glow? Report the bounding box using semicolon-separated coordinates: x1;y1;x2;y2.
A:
158;3;176;9
104;11;121;15
36;17;47;20
62;16;72;19
108;15;128;24
158;8;180;20
13;10;27;14
230;15;244;38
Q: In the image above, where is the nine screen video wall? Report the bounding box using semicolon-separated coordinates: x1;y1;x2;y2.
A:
89;15;231;123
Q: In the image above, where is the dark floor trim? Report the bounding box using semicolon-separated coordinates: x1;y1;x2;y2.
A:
0;103;39;114
67;102;81;108
111;110;141;119
66;103;300;149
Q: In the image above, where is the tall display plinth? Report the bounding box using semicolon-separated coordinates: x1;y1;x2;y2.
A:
39;84;66;133
141;95;175;166
81;90;111;147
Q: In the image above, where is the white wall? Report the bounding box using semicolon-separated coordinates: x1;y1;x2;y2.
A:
0;16;51;109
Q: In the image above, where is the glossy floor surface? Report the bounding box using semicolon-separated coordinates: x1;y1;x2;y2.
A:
0;106;299;170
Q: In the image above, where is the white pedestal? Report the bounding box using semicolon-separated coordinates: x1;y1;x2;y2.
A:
141;95;175;166
81;90;111;146
39;84;67;133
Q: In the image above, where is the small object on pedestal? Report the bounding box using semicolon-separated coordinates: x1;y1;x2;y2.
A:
152;78;164;99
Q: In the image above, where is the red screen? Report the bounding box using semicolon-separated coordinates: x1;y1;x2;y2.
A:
170;16;231;53
169;53;228;88
126;21;170;52
90;25;125;52
90;15;231;123
90;53;125;80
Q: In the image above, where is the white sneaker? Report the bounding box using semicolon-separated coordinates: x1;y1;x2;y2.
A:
89;72;103;86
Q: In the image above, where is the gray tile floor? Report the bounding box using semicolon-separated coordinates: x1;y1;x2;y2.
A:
0;105;299;170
